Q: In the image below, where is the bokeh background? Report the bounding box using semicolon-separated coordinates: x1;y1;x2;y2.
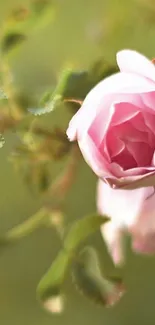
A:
1;0;155;324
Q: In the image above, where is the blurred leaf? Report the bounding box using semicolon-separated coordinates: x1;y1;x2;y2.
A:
61;62;117;112
62;70;90;102
29;60;117;116
37;214;109;306
0;89;8;100
29;68;73;116
0;135;5;148
0;208;48;247
62;61;117;102
1;0;55;56
1;32;26;54
89;59;118;82
24;163;51;193
72;247;124;307
29;0;55;31
28;95;61;115
4;208;47;242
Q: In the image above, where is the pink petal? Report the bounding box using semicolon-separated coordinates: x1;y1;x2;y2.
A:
131;112;149;132
109;164;155;179
126;142;153;167
130;187;155;254
103;130;125;159
130;112;155;149
111;147;137;170
111;102;140;126
98;180;155;257
100;221;125;265
131;187;155;233
113;120;151;143
97;180;152;228
105;169;155;190
88;104;114;147
66;112;79;141
78;134;115;179
143;111;155;135
152;151;155;166
117;50;155;82
132;234;155;254
141;91;155;111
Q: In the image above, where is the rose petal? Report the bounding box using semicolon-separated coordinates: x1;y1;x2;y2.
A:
143;111;155;135
113;120;151;143
97;180;153;228
105;169;155;190
117;50;155;82
126;142;153;167
130;112;155;149
152;151;155;166
78;134;115;178
66;110;81;141
98;180;155;257
131;112;150;132
132;234;155;254
111;147;138;170
88;104;114;147
100;221;124;265
103;130;125;158
111;102;140;126
141;91;155;111
130;187;155;254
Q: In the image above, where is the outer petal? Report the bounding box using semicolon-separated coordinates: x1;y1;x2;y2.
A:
105;169;155;190
66;111;79;141
97;180;155;260
117;50;155;82
130;187;155;254
78;134;115;178
100;221;124;265
97;180;153;228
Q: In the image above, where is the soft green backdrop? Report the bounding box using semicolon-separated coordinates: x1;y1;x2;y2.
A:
1;0;155;324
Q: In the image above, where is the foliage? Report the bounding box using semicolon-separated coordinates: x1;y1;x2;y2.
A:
0;0;125;316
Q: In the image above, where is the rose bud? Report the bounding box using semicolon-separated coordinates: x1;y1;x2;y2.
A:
67;50;155;190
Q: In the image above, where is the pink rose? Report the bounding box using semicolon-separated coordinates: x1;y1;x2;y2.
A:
67;50;155;189
97;180;155;264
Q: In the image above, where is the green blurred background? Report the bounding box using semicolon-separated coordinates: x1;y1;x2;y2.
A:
1;0;155;324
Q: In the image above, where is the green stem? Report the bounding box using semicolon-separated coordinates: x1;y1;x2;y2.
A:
0;208;48;245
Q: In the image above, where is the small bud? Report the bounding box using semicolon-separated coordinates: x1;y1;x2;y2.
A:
43;295;64;314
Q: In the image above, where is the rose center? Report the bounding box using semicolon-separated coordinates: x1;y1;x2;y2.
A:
101;111;155;170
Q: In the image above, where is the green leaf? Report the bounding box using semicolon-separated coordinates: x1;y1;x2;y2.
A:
38;250;70;301
37;214;109;307
64;214;109;252
72;247;124;307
